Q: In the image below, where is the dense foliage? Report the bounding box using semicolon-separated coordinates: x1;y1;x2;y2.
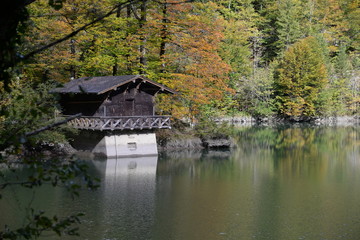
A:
1;0;359;124
18;0;360;120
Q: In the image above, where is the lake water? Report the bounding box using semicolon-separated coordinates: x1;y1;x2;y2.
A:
1;126;360;239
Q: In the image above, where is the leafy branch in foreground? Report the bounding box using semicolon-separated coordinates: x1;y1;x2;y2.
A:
0;63;97;240
0;158;99;197
0;211;83;240
0;157;100;239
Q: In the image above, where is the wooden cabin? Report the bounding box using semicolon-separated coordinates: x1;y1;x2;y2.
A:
52;75;176;131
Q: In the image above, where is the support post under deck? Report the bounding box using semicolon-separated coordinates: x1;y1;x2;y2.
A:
87;132;158;158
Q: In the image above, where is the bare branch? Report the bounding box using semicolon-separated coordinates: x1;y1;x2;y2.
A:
152;0;194;4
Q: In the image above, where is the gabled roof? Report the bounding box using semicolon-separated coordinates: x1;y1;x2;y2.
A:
52;75;176;95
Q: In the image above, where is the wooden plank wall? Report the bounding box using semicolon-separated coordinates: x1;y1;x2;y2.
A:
61;86;155;117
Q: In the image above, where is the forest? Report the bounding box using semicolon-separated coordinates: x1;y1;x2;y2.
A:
1;0;360;145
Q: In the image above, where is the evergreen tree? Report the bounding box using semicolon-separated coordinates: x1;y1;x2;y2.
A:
218;0;258;85
275;0;304;52
255;0;305;61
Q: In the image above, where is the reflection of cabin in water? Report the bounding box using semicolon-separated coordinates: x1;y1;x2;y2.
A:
52;75;176;157
53;75;175;131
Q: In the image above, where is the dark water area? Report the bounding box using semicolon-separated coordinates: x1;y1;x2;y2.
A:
1;126;360;240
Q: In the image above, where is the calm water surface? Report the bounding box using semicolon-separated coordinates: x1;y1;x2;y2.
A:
2;126;360;240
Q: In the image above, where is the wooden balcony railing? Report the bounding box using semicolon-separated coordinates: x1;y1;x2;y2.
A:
66;115;171;131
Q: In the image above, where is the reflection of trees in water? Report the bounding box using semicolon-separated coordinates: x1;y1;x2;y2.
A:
156;126;360;191
157;149;234;179
231;126;360;239
155;128;360;240
235;126;360;176
158;126;360;180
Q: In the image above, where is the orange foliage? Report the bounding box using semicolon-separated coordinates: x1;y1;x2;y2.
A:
162;1;234;120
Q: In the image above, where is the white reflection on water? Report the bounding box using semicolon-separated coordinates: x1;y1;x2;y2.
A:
103;156;158;176
90;156;158;240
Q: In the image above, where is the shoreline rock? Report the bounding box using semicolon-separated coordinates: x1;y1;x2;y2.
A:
158;137;203;150
35;141;77;156
157;135;236;151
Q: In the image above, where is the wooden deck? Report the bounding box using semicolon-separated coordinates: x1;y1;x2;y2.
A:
66;115;171;131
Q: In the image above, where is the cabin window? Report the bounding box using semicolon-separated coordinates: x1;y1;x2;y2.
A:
127;142;137;150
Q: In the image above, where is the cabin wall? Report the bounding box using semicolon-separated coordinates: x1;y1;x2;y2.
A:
134;90;154;116
60;86;155;117
94;88;154;117
60;95;105;116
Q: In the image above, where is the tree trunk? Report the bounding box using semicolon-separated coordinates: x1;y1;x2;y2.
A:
139;0;147;73
0;0;35;91
159;0;168;73
112;6;122;76
70;39;76;79
125;5;132;73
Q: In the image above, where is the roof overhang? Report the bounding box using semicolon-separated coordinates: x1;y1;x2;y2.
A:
51;75;176;95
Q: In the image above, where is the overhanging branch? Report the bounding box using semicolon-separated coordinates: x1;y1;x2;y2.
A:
25;113;82;137
20;0;141;62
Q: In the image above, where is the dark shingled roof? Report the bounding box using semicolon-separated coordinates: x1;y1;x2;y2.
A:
52;75;176;95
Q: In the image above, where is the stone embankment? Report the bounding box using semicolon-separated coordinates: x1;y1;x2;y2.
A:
215;115;360;126
214;116;256;126
313;116;360;126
